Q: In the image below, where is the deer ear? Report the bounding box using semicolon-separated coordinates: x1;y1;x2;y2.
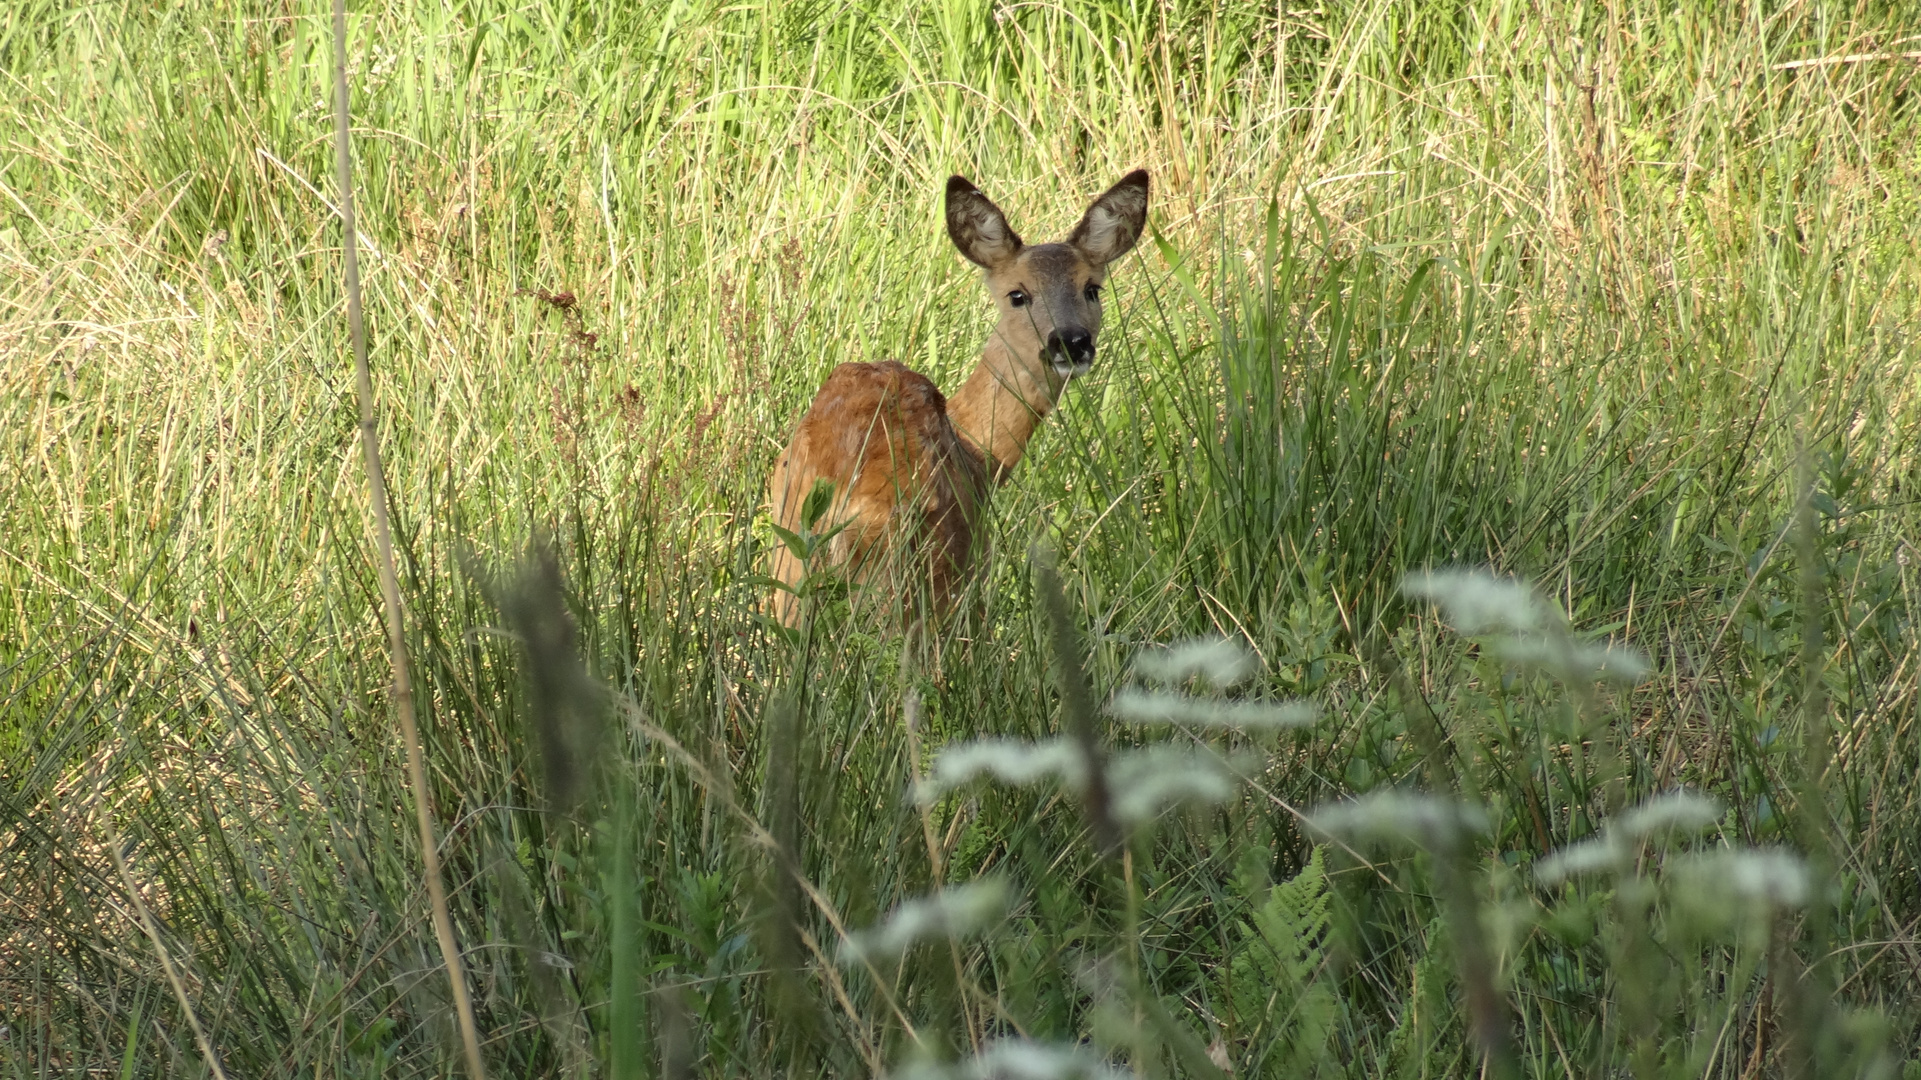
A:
946;176;1023;269
1066;169;1149;267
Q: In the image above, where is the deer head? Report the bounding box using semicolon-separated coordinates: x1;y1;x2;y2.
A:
945;170;1151;381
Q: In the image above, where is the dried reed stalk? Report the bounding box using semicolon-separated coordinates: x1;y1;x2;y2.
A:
330;3;488;1076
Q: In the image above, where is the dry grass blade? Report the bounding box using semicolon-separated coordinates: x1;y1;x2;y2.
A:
330;2;488;1077
1770;51;1921;70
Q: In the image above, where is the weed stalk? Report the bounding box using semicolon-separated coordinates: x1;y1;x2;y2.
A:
1033;545;1121;861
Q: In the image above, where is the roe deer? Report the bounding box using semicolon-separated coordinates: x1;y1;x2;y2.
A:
766;170;1150;626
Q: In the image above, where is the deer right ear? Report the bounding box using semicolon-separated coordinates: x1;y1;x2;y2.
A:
945;176;1023;269
1066;169;1149;268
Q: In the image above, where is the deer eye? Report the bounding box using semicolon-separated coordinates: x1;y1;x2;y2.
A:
1084;282;1102;302
1007;289;1029;307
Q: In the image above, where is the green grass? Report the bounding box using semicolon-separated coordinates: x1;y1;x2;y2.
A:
4;0;1921;1075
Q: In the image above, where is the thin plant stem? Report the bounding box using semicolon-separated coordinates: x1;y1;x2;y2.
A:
905;686;984;1052
330;3;488;1077
1787;433;1834;1076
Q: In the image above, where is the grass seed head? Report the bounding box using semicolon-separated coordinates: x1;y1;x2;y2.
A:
496;537;605;810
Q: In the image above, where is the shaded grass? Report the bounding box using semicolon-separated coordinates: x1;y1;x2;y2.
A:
4;0;1921;1075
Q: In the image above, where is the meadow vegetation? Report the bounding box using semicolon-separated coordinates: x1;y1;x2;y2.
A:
3;0;1921;1075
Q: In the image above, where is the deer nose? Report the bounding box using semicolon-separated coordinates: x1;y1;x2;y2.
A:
1046;328;1095;366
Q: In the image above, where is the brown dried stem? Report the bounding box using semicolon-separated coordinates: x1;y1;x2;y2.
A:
330;3;488;1077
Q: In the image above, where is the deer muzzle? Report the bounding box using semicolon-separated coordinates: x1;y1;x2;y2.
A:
1045;327;1095;376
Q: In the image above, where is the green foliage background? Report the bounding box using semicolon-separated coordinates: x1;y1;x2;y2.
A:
2;0;1919;1075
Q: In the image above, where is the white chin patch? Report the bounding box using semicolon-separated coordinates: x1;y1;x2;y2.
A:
1051;358;1093;378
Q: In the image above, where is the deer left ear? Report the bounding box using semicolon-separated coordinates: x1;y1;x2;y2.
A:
1067;169;1149;267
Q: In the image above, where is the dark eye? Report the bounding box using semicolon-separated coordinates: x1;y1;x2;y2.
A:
1084;282;1102;302
1008;290;1029;307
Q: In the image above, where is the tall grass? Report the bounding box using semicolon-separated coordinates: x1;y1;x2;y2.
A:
3;0;1919;1075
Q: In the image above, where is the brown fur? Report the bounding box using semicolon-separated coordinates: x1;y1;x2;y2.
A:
767;171;1150;625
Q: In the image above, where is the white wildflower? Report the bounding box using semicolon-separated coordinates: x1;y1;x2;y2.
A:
1493;636;1650;684
1307;792;1490;850
1534;791;1720;884
1674;848;1811;910
1585;643;1651;683
840;880;1012;965
1106;747;1239;824
1402;569;1553;635
914;738;1086;804
1107;688;1318;731
1615;790;1721;840
1533;836;1623;884
888;1040;1128;1080
1132;637;1258;688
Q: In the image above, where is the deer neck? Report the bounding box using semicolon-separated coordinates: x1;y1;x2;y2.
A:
947;336;1062;484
